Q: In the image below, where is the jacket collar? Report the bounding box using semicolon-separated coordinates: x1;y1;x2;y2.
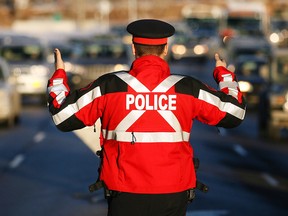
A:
129;55;170;78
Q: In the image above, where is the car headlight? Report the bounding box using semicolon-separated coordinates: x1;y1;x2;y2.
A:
193;44;208;55
172;45;186;55
269;33;280;44
238;81;253;93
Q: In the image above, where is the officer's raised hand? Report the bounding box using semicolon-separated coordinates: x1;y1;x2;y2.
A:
215;53;226;68
54;48;65;70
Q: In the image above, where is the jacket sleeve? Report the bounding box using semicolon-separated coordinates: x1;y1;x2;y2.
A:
194;66;246;128
47;69;104;132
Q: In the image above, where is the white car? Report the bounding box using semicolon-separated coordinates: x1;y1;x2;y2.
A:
0;34;50;103
0;57;21;127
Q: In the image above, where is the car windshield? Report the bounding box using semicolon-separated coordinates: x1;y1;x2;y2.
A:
186;18;219;37
81;43;128;59
227;17;263;36
271;20;288;31
236;59;270;80
0;45;44;62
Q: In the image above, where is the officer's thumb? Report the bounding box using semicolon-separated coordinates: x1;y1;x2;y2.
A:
54;48;65;70
215;53;226;68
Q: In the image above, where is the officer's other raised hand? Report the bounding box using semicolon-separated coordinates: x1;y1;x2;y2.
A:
54;48;65;70
215;53;227;68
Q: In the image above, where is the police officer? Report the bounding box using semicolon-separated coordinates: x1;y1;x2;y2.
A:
48;19;246;216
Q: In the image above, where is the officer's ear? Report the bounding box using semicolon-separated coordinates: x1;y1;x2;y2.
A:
160;44;168;59
132;44;136;56
164;44;168;56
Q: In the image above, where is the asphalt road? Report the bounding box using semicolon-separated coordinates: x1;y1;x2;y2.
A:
0;59;287;216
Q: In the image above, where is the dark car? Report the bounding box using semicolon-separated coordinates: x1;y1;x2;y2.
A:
258;49;288;139
233;55;270;109
224;35;273;63
169;18;221;62
67;34;131;87
169;31;210;61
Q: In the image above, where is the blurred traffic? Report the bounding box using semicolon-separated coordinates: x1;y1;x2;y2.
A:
0;1;288;216
0;0;287;140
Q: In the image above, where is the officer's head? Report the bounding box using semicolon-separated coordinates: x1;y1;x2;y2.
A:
126;19;175;58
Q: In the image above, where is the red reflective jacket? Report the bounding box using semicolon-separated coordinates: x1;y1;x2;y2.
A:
48;55;246;194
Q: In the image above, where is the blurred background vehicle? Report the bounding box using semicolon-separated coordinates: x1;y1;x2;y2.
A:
223;35;273;109
169;29;210;62
0;57;21;127
222;1;269;37
169;4;224;62
233;55;270;109
0;33;50;104
259;48;288;139
66;33;131;88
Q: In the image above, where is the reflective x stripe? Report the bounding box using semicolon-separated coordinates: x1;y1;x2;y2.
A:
198;89;245;120
111;72;187;143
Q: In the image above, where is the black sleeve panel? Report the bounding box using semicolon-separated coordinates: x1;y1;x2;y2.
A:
49;71;128;116
56;115;86;132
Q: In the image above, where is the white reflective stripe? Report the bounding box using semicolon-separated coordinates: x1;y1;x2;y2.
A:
116;72;150;92
52;86;102;125
222;74;233;82
198;89;245;120
219;81;239;99
219;81;238;90
102;130;190;142
48;78;69;105
152;75;184;92
55;91;66;105
158;110;182;131
228;88;239;99
53;78;64;85
48;83;68;95
115;110;145;131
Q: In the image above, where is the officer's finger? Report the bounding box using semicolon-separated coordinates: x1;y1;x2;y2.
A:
215;53;221;61
54;48;65;70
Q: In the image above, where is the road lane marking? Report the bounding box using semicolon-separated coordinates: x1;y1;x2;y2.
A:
261;173;279;187
9;154;25;169
33;131;46;143
233;144;248;157
187;210;229;216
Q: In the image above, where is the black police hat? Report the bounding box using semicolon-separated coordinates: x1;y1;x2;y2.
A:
126;19;175;45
